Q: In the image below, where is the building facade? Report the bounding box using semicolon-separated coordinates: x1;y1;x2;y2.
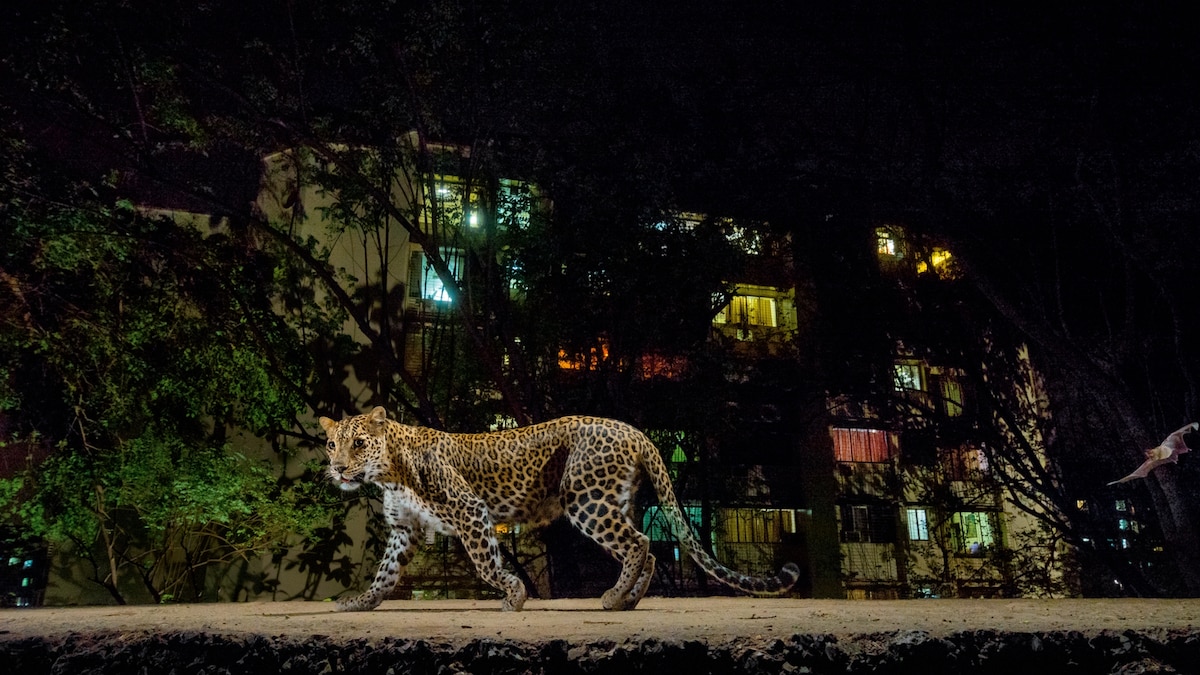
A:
250;137;1080;601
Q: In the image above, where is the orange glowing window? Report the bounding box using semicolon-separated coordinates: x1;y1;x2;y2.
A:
831;427;893;463
637;353;689;380
558;341;611;371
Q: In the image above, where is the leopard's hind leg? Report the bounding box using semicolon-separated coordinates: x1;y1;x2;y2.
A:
626;550;656;607
563;463;651;610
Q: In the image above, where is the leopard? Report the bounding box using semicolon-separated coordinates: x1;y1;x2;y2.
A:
319;406;801;611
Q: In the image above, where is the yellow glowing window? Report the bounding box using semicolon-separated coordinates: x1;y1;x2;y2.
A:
917;248;954;275
718;508;798;544
940;376;964;417
714;295;777;327
431;177;484;230
876;228;902;257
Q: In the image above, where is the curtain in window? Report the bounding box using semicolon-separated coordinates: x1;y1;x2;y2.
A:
716;295;778;327
831;427;892;462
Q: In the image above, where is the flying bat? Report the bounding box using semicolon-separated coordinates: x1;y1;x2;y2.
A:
1108;422;1199;486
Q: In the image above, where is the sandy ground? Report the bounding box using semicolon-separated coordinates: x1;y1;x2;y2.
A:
3;597;1199;644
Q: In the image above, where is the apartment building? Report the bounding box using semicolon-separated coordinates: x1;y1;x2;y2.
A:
607;221;1080;599
255;131;1080;599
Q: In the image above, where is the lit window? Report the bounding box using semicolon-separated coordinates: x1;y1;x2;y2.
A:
558;340;610;371
946;446;988;481
876;227;903;258
724;224;764;255
430;177;533;233
647;430;694;464
1116;518;1141;534
408;247;463;303
717;509;798;544
714;295;778;328
647;430;694;480
940;376;964;417
831;427;894;463
636;352;689;380
497;180;533;230
489;415;519;432
894;363;925;394
430;177;483;229
917;248;955;276
894;362;931;410
1115;499;1128;512
950;511;996;555
907;508;930;541
642;505;704;542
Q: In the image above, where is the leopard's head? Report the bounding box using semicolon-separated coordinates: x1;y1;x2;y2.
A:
318;406;391;491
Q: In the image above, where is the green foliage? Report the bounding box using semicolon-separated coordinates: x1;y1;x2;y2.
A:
0;121;334;602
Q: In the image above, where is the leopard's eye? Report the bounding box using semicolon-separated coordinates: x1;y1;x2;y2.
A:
326;441;336;451
353;438;365;449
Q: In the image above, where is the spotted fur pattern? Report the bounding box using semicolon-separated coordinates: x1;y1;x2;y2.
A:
319;406;800;611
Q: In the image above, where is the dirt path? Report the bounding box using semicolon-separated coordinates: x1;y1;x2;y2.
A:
3;597;1199;644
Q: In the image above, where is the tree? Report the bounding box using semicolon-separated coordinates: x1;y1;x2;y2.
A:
0;127;335;602
907;24;1200;595
0;0;765;601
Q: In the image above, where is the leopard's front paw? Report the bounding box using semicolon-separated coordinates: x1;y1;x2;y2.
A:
501;585;527;612
335;593;382;612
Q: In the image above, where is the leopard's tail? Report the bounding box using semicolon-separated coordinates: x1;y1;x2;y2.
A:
637;432;801;596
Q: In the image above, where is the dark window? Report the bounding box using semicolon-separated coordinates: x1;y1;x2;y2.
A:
839;504;898;543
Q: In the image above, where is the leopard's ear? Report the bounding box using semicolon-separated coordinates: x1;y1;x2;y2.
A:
319;416;337;434
368;406;389;431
